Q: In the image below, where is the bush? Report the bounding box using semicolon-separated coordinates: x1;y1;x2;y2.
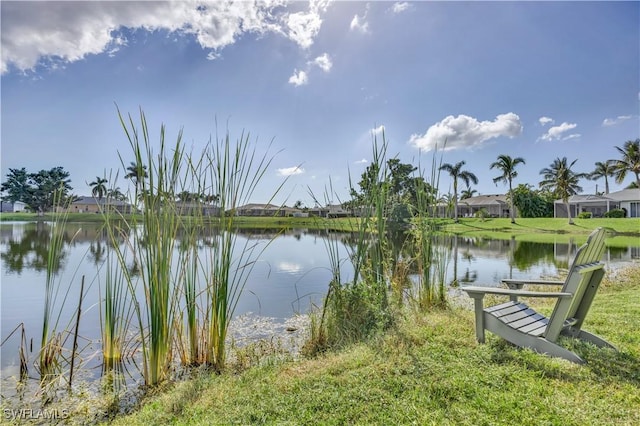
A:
604;209;625;218
578;212;592;219
474;208;490;220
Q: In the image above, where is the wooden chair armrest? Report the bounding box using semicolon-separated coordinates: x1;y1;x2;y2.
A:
501;278;564;289
462;285;572;299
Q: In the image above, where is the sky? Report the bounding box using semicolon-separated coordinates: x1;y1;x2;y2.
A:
1;1;639;207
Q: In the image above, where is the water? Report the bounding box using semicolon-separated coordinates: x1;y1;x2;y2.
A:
1;221;638;393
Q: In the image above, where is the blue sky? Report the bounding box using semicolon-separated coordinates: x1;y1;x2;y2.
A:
1;1;639;207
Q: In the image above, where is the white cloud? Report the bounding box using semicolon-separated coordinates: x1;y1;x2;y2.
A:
408;113;523;152
277;166;305;176
539;116;555;126
602;115;632;127
310;53;332;72
392;2;410;13
0;1;327;74
539;122;579;141
288;69;308;86
285;0;331;49
350;12;369;33
277;261;303;274
354;158;368;164
286;11;322;49
372;124;385;136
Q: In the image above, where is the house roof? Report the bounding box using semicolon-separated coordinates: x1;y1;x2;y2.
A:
73;196;130;207
236;203;279;210
459;194;508;206
235;203;301;212
605;188;640;202
554;194;615;204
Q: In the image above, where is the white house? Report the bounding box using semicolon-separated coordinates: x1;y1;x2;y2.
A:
0;201;27;213
606;188;640;218
553;188;640;218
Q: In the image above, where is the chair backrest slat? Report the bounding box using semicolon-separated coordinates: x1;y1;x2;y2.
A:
545;228;607;341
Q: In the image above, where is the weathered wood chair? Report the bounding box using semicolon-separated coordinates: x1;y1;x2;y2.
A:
462;227;615;363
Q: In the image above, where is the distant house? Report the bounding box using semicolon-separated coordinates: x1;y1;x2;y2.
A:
553;194;614;218
553;189;640;218
0;201;27;213
175;202;220;217
457;194;510;218
58;196;133;214
233;203;302;217
606;189;640;218
309;204;352;218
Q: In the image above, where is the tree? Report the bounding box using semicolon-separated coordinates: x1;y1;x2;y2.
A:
350;158;422;214
539;157;586;224
511;184;553;218
589;160;615;194
0;168;30;203
125;161;148;191
439;161;478;223
89;176;108;201
107;186;126;201
2;167;73;214
460;187;477;200
204;193;219;205
612;139;640;189
293;200;304;209
490;154;525;224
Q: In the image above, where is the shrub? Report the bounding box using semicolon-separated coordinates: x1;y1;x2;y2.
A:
578;211;592;219
474;208;490;220
604;209;625;218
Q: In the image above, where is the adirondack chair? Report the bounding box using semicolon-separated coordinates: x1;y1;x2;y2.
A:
462;227;615;363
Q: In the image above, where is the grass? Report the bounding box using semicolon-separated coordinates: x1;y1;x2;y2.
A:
440;217;640;235
0;212;360;231
102;264;640;426
3;214;638;235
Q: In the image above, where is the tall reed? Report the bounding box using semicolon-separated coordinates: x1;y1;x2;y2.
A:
104;107;185;386
306;134;393;353
39;191;78;381
410;146;449;308
199;130;283;372
105;108;282;382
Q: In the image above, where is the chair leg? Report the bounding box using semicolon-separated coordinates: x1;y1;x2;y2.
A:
472;298;485;343
573;330;617;350
528;338;585;364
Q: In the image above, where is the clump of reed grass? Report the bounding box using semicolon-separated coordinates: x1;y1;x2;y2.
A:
103;107;283;385
198;129;284;372
39;191;82;383
305;134;394;354
409;146;449;309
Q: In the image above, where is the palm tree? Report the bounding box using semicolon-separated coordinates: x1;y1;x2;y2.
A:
460;187;477;200
89;177;108;201
589;160;615;194
539;157;586;224
612;139;640;189
124;161;148;192
107;186;126;201
204;193;219;206
439;161;478;223
490;154;526;224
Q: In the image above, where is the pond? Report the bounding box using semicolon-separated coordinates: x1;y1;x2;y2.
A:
1;221;638;399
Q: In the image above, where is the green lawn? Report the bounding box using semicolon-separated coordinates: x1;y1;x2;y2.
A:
97;265;640;426
440;217;640;235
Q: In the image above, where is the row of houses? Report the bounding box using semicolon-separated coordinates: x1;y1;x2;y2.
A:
3;188;639;219
446;189;639;219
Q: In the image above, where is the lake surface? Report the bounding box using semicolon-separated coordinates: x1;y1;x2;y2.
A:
1;221;638;386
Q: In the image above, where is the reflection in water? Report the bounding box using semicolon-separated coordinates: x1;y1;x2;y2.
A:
1;221;638;400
